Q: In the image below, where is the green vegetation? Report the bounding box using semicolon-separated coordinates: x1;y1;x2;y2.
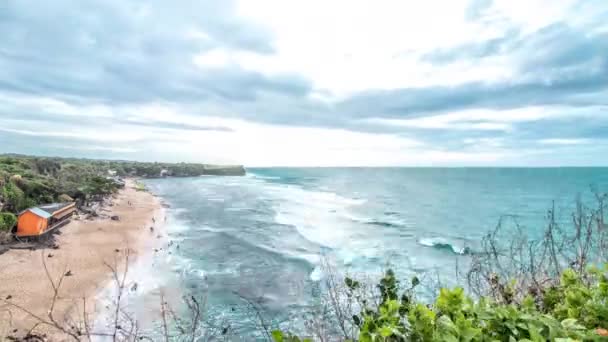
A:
272;266;608;341
0;156;122;214
0;212;17;243
0;154;244;242
345;267;604;341
0;212;17;232
0;154;245;214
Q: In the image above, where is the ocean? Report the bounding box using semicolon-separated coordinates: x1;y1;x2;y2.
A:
139;168;608;336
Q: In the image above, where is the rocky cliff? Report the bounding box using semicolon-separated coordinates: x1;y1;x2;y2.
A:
200;165;246;176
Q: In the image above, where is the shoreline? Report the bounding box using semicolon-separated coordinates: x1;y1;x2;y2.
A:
0;179;165;339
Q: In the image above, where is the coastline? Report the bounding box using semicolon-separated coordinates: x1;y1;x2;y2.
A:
0;179;164;338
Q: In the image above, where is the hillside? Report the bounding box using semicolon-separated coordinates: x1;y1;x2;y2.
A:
0;154;245;233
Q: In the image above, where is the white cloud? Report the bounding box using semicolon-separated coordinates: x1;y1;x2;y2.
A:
463;137;505;148
2;92;606;166
491;0;580;32
3;97;511;166
193;49;241;68
0;126;144;143
121;110;428;166
365;117;512;131
51;144;139;153
1;0;606;166
0;93;113;118
361;106;600;132
538;138;591;145
228;0;585;97
231;0;510;96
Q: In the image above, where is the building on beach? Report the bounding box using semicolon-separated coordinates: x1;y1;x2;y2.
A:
16;202;76;237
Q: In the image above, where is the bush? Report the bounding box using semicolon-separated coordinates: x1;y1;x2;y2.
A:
274;265;608;341
1;181;26;212
0;212;17;232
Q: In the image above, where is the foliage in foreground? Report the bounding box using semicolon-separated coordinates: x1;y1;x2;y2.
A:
274;265;608;341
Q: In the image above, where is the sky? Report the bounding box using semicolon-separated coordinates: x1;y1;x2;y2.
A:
0;0;607;166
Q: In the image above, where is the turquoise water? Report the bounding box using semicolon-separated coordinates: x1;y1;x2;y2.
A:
143;168;608;334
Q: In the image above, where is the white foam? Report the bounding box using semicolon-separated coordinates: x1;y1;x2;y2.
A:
93;249;174;338
249;172;281;180
417;237;439;247
310;266;324;281
418;237;469;255
206;197;226;202
268;184;366;249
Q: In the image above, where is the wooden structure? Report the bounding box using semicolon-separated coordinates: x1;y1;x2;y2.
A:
16;202;76;237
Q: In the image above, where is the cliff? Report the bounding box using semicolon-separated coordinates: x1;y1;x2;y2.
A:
200;165;246;176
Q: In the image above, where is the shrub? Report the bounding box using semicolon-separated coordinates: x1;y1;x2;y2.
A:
0;212;17;232
1;181;26;212
274;264;608;341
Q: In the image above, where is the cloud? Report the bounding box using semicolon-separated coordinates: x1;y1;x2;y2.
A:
465;0;494;21
0;0;311;105
362;117;511;132
538;138;591;145
0;126;143;143
51;145;139;153
338;70;607;120
421;29;519;64
344;21;608;119
0;0;607;166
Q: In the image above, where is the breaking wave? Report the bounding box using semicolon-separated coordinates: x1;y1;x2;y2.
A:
418;237;474;255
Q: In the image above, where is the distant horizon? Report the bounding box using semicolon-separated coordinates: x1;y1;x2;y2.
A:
3;152;608;169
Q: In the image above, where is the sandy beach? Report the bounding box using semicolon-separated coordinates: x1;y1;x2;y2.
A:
0;179;163;340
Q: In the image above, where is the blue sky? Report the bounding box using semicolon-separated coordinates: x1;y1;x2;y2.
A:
0;0;607;166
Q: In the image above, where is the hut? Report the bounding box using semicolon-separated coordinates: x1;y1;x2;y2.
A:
16;202;76;237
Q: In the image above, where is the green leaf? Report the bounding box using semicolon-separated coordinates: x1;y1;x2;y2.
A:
441;334;459;342
271;330;284;342
359;332;372;342
560;318;584;330
527;323;543;342
436;315;457;334
386;299;401;313
379;326;393;337
460;327;481;342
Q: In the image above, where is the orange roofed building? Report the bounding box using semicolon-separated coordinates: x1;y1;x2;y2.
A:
16;202;76;237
